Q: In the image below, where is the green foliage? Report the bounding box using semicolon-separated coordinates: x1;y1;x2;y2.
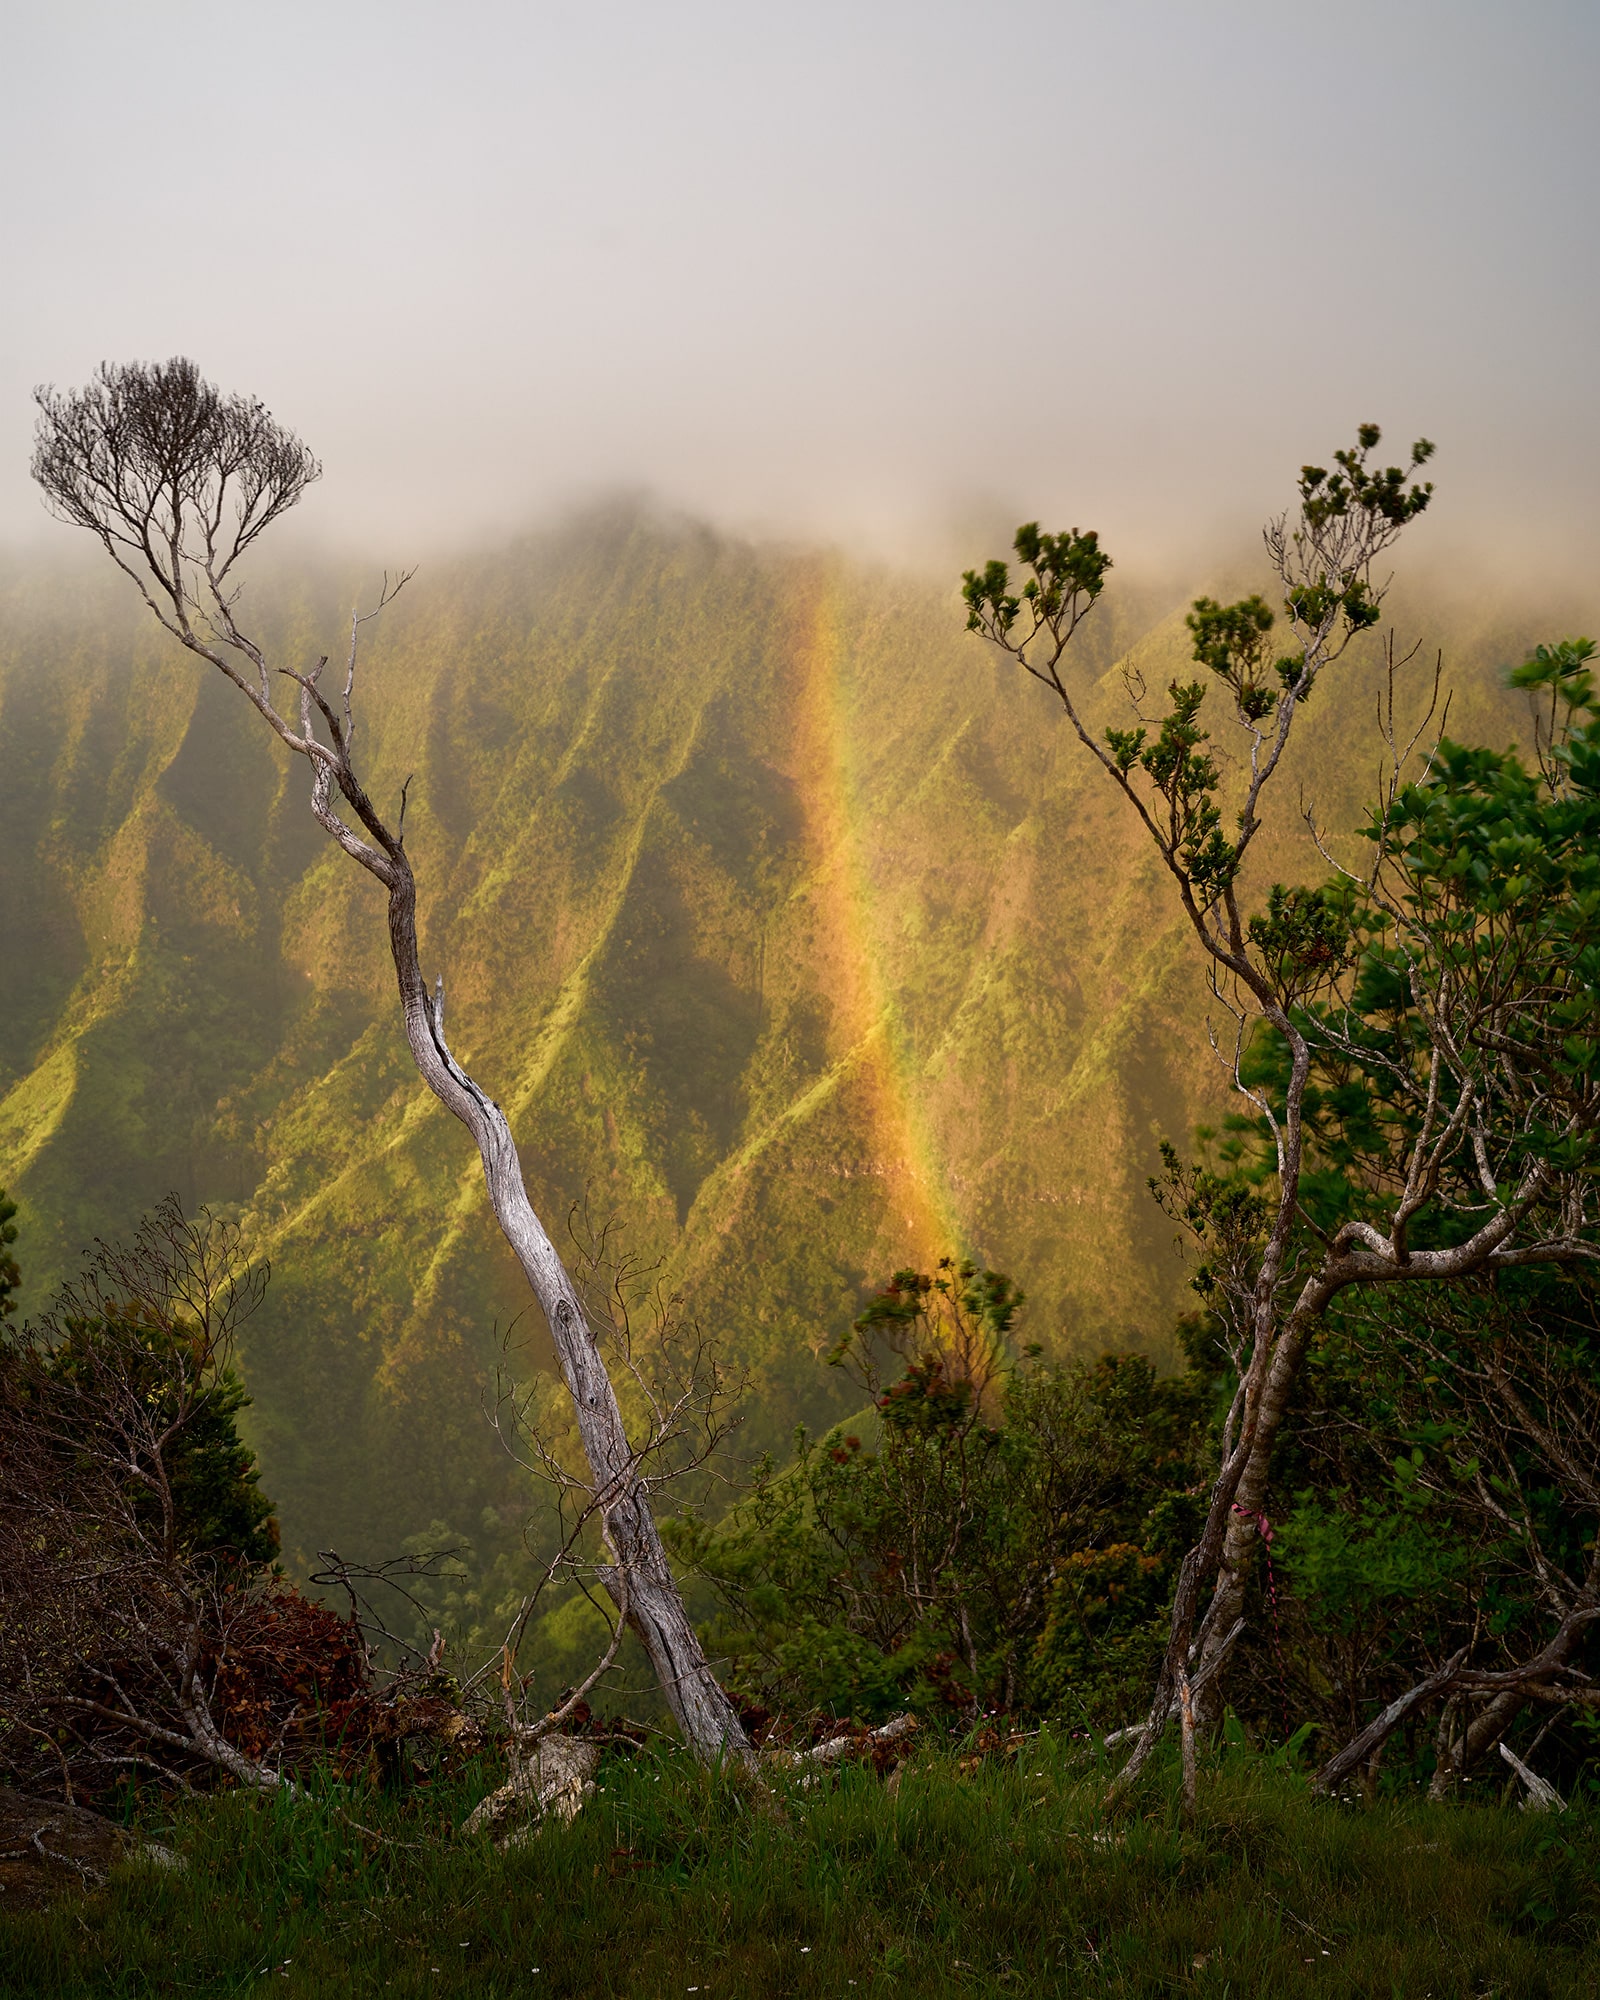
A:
1245;884;1353;1004
2;1200;281;1574
166;1356;279;1569
1274;1488;1471;1634
829;1254;1024;1426
1029;1542;1172;1724
1186;593;1280;721
1286;431;1435;637
1138;680;1237;892
1183;637;1600;1262
170;1366;280;1569
1296;426;1436;531
0;1186;18;1323
1509;635;1600;820
673;1268;1216;1726
961;522;1111;642
1344;707;1593;1204
1103;671;1241;895
1149;1141;1269;1308
29;1303;280;1570
1509;634;1598;723
1228;1266;1600;1781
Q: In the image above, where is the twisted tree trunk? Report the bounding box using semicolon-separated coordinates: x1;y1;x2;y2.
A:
352;799;750;1762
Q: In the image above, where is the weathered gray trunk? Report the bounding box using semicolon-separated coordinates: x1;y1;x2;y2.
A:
374;852;751;1763
158;622;751;1764
1189;1313;1316;1706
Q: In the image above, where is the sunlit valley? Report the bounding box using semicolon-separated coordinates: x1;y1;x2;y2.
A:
4;4;1600;1992
3;517;1578;1566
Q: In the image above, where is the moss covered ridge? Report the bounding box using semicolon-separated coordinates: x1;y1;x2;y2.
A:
0;510;1566;1568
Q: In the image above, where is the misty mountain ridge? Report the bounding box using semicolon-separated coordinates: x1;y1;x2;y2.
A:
0;503;1587;1567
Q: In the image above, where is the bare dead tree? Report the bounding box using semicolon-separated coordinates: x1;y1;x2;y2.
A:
309;1219;747;1836
962;428;1600;1787
474;1209;746;1728
30;358;751;1764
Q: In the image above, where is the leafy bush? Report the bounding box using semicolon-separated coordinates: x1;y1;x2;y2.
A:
671;1262;1217;1726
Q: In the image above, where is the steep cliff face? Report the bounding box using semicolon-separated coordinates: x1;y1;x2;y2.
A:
0;513;1554;1562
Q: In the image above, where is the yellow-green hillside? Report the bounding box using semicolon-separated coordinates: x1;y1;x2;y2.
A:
0;508;1576;1567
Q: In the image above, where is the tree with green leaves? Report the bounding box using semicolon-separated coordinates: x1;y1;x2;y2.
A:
1268;1265;1600;1797
672;1260;1212;1727
962;431;1600;1785
0;1198;288;1791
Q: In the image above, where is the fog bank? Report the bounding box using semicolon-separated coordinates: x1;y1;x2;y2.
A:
2;2;1595;576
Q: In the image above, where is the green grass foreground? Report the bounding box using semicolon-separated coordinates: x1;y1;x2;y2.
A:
4;1740;1598;1998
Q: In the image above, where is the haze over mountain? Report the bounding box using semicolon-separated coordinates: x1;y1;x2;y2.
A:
3;4;1596;578
3;505;1591;1572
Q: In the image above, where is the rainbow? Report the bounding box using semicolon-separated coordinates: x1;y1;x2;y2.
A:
786;560;965;1268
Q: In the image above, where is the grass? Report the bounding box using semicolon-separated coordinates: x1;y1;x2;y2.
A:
3;1736;1598;1998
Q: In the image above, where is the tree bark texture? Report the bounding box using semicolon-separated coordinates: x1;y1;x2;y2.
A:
377;848;751;1763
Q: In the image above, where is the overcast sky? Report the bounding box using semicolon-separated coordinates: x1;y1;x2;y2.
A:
2;0;1595;575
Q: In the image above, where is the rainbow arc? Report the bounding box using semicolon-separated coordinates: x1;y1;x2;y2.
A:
787;562;964;1267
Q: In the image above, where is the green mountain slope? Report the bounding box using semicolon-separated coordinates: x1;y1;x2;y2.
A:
0;511;1576;1567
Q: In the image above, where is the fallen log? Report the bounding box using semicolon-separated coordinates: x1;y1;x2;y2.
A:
775;1714;918;1773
